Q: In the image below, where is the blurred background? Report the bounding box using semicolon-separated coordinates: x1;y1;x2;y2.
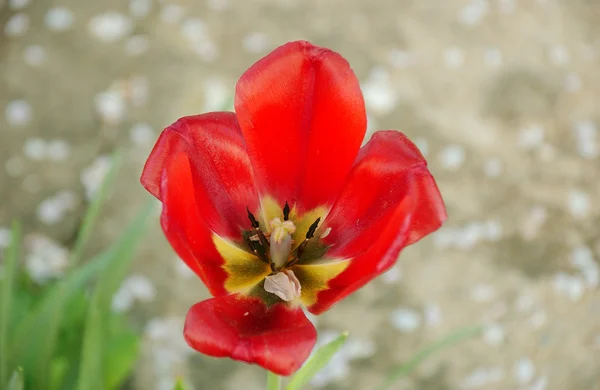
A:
1;0;600;389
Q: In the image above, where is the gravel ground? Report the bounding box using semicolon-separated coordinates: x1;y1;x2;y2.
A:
1;0;600;389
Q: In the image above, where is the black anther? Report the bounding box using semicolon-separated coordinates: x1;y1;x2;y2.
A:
247;207;260;229
283;202;291;221
306;217;321;239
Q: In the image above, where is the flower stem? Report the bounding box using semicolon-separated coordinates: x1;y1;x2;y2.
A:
266;371;281;390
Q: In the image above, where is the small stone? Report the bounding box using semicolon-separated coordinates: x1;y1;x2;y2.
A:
390;307;421;332
573;121;598;159
9;0;30;10
528;310;547;329
483;324;505;346
439;145;465;170
129;0;153;19
565;72;581;92
484;48;503;67
126;274;157;302
514;358;535;384
413;137;429;156
81;155;111;200
124;35;149;56
549;45;570;66
89;12;133;42
23;45;47;66
242;32;270;53
518;124;544;150
130;123;154;145
381;265;402;284
484;157;503;177
458;0;488;26
0;227;11;249
5;156;25;177
361;68;398;115
4;13;29;37
25;235;69;283
567;189;590;219
46;139;71;161
443;47;464;69
424;302;442;327
529;376;548;390
45;7;75;31
5;100;32;126
95;89;126;125
160;3;185;24
37;190;77;225
389;49;416;68
23;138;46;160
471;284;496;303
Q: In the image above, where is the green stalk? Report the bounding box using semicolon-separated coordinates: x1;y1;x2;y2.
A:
266;371;281;390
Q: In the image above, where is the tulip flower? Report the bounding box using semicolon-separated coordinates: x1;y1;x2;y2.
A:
141;40;446;376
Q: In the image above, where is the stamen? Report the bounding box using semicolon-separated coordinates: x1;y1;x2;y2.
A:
246;207;260;229
306;217;321;239
269;217;296;268
283;202;291;221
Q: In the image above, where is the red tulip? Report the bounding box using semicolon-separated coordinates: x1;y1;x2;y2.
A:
141;41;447;376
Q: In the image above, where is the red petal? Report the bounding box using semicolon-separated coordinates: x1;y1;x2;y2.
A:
159;151;228;296
141;112;258;239
235;41;366;212
184;294;317;376
310;131;447;314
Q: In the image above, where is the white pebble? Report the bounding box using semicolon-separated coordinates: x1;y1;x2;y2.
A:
443;47;464;69
482;324;505;346
129;75;150;106
129;0;153;19
484;48;503;67
89;12;133;42
471;284;496;303
498;0;516;14
25;235;69;283
571;246;599;288
23;138;46;160
207;0;230;11
521;205;547;240
126;274;157;302
0;227;12;249
413;137;429;156
124;35;150;56
515;294;535;312
202;78;231;112
424;302;442;327
5;100;32;126
174;261;196;279
518;124;544;150
567;189;590;219
458;0;488;26
180;18;206;42
46;139;71;161
160;3;185;24
439;144;465;170
4;13;29;37
9;0;30;10
390;308;421;332
514;358;535;384
5;156;25;177
381;265;402;284
95;89;126;125
23;45;47;67
528;376;548;390
37;191;77;225
484;157;503;177
549;45;570;66
81;155;111;200
130;122;154;145
242;32;270;53
553;272;585;302
361;68;398;115
565;72;581;93
112;288;135;312
462;367;504;389
389;49;416;68
45;7;75;31
528;310;547;329
572;120;598;159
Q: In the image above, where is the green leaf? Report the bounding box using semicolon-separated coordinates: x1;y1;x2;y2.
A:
375;325;484;390
70;151;122;267
6;368;24;390
104;330;140;389
76;200;155;390
285;331;349;390
12;248;111;389
0;221;21;388
11;152;123;389
173;378;189;390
